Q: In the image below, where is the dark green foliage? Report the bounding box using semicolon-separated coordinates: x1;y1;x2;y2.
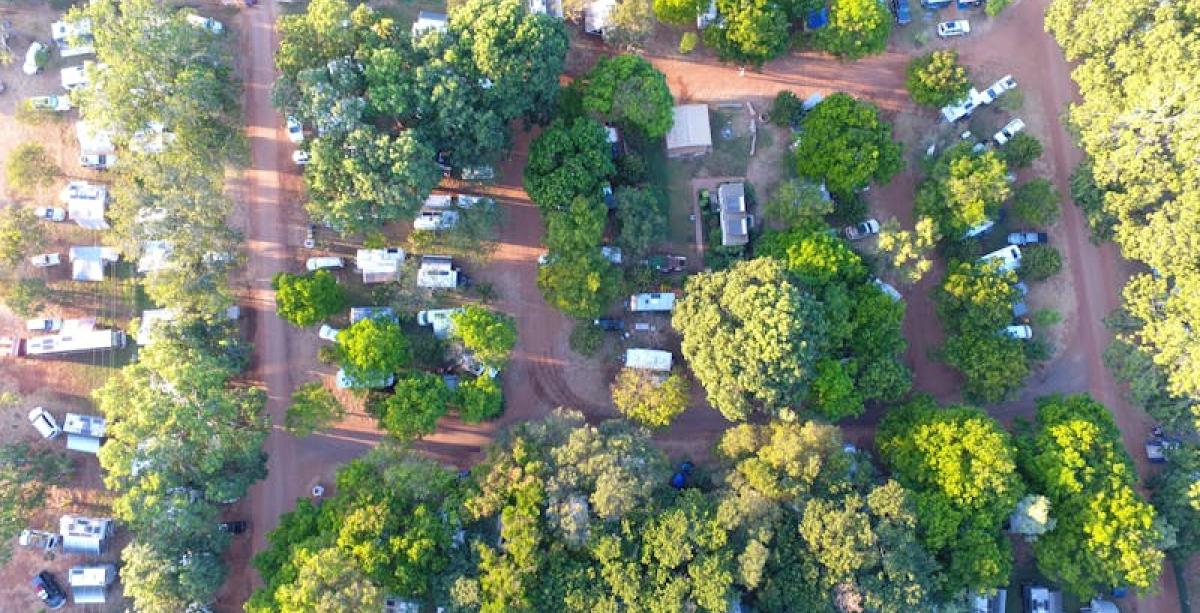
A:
1019;244;1063;281
0;443;73;566
935;261;1029;402
455;375;504;423
769;91;803;127
272;270;346;327
1070;159;1116;241
792;93;903;197
702;0;791;64
616;187;668;258
376;373;451;440
1010;178;1060;226
524;117;616;212
581;54;675;138
999;133;1044;168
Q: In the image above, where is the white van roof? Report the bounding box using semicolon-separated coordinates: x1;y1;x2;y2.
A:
979;245;1022;273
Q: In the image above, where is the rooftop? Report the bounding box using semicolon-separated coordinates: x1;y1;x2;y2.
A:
665;104;713;153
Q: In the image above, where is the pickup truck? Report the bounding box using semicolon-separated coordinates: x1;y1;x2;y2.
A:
27;95;72;112
1007;231;1047;246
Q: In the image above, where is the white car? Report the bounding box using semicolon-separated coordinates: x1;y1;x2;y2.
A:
413;210;459;231
18;529;60;552
292;150;310;165
1003;325;1033;340
34;207;66;222
185;13;225;34
23;42;47;75
285;116;304;144
26;318;63;333
844;218;881;240
60;64;89;89
30;253;61;268
979;74;1018;104
80;153;117;170
993;119;1026;145
318;325;340;342
937;20;970;37
28;407;61;439
963;218;995;239
872;278;902;302
305;256;344;271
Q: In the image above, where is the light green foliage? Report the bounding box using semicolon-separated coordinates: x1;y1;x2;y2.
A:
546;196;607;256
537;251;622;319
274;547;384;613
377;372;451;440
905;51;971;108
703;0;791;64
451;305;517;369
5;143;60;193
999;133;1044;169
679;31;699;54
285;382;345;437
583;55;675;138
0;206;44;266
655;0;701;24
604;0;657;48
764;179;835;227
818;0;893;59
0;279;47;317
1019;244;1063;281
524;117;616;212
304;128;441;233
610;368;691;428
272;270;345;327
1152;445;1200;560
915;145;1011;239
673;258;826;421
122;540;226;613
455;375;504;423
1018;395;1165;597
809;358;864;420
879;397;1024;594
616;187;668;257
985;0;1011;16
0;443;73;566
793;93;902;197
1011;178;1060;226
877;217;940;284
758;226;868;286
935;261;1029;402
335;318;411;383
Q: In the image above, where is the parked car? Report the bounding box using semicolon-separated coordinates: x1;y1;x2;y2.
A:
993;118;1026;145
892;0;912;24
23;42;46;76
218;520;248;534
873;278;903;302
979;75;1018;104
460;165;495;181
963;218;995;239
594;318;625;332
27;95;72;112
26;318;62;333
32;571;66;610
1002;325;1033;340
413;209;459;231
28;407;60;440
305;256;344;271
185;13;225;34
80;153;117;170
844;218;881;240
936;19;970;37
317;325;340;342
30;253;61;268
1007;231;1048;246
292;150;310;165
34;206;66;222
285;116;304;144
18;529;60;552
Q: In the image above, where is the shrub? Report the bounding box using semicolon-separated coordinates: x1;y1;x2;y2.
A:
456;375;503;423
986;0;1011;16
569;320;603;356
1000;133;1044;168
5;144;60;193
1011;178;1060;226
271;270;345;327
679;31;698;54
1019;244;1063;281
905;50;971;107
1;279;49;317
285;382;344;437
770;91;803;127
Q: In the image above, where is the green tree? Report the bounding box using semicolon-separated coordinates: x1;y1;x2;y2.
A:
376;373;451;440
654;0;701;24
758;226;869;287
941;330;1032;404
603;0;657;48
703;0;791;64
877;216;940;284
817;0;892;59
451;305;517;369
769;91;804;127
807;358;864;420
905;50;971;107
999;133;1044;168
1019;244;1063;281
545;196;607;256
455;374;504;423
1011;178;1060;226
5;144;60;193
615;186;668;257
1070;159;1115;241
0;443;73;565
674;258;826;421
915;146;1011;239
274;547;384;613
122;540;226;613
537;251;622;319
285;382;345;437
610;368;691;429
0;206;45;266
793;93;902;197
0;278;49;317
582;54;675;138
304;127;441;233
1152;445;1200;560
764;179;834;227
524;117;616;212
272;270;345;327
336;318;412;384
935;261;1029;402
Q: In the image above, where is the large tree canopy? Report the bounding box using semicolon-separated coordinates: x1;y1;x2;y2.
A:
581;54;675;139
702;0;791;64
792;93;903;197
524;117;616;212
817;0;892;59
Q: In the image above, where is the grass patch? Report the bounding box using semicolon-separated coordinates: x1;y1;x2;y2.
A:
370;0;447;28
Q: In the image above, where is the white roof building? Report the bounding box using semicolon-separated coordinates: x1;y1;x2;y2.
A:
130;121;175;155
665;104;713;158
137;240;173;274
51;17;92;45
68;246;119;282
625;348;673;372
68;564;117;605
75;121;115;155
411;11;448;37
417;256;459;289
979;245;1022;273
717;182;751;246
355;248;406;284
629;292;676;312
26;327;125;357
583;0;616;35
136;306;239;346
63;413;106;455
62;181;109;230
59;515;113;555
528;0;564;17
419;307;463;339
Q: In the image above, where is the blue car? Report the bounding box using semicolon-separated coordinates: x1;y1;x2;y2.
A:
892;0;912;24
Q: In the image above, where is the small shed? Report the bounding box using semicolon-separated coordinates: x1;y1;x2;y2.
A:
625;348;673;372
62;181;109;230
665;104;713;158
972;589;1007;613
717;182;751;246
63;413;106;454
69;564;117;605
60;515;113;555
68;246;119;282
411;11;447;37
629;292;675;312
356;248;405;284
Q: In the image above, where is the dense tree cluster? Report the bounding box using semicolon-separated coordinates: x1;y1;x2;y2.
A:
817;0;892;59
0;443;73;566
580;54;675;139
1017;395;1165;597
610;368;691;428
792;93;903;198
273;270;346;327
914;143;1010;240
275;0;568;232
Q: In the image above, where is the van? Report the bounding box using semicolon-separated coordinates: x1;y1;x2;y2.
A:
979;245;1022;273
